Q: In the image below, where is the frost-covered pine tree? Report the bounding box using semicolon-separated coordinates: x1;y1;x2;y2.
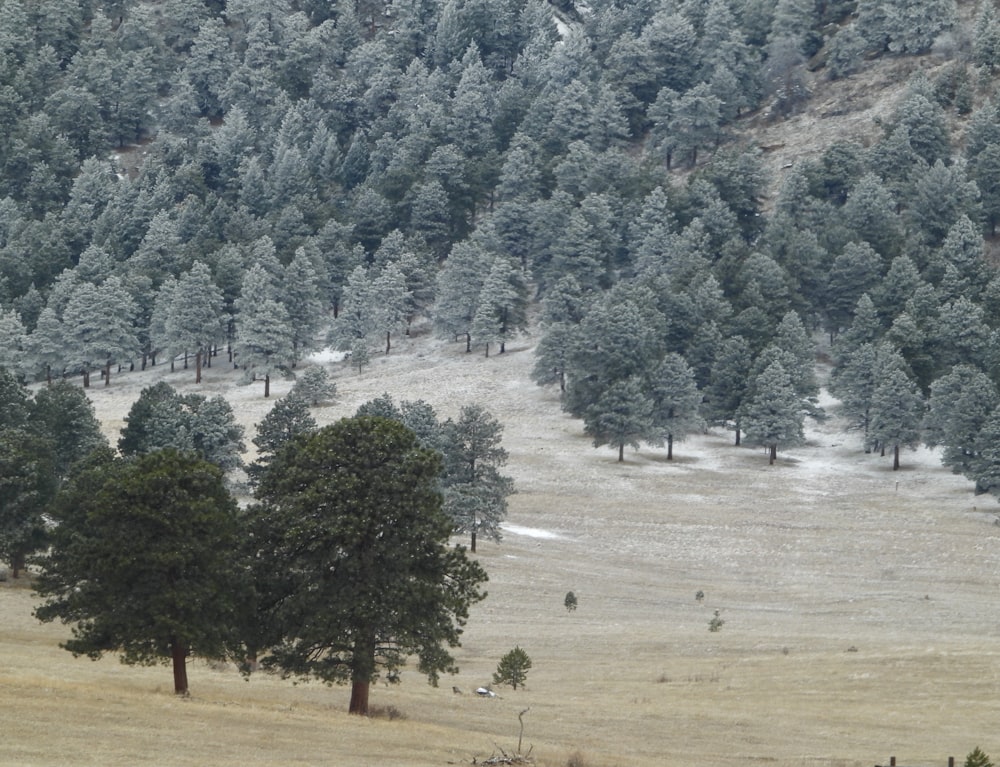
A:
234;265;295;397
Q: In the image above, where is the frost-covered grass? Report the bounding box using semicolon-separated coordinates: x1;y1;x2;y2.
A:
4;324;1000;767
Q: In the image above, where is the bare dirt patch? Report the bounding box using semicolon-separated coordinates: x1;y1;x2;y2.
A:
3;327;1000;767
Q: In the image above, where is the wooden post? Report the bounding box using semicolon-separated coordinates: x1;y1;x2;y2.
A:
890;757;895;766
949;758;955;767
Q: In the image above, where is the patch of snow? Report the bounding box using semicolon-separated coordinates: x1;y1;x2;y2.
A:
503;523;565;540
306;348;347;364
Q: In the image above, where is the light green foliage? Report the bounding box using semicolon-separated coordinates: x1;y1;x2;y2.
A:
493;645;532;690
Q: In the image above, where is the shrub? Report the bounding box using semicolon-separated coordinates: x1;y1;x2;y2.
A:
966;747;993;767
564;591;577;612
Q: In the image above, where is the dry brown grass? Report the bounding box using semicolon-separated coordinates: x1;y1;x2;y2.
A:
4;327;1000;767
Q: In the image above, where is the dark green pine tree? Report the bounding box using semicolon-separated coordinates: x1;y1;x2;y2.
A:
34;450;248;696
248;394;317;485
706;334;753;445
249;416;488;716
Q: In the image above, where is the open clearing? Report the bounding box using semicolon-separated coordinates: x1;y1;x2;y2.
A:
3;326;1000;767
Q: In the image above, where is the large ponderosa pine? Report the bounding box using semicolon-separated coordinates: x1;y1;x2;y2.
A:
34;450;247;695
249;416;488;715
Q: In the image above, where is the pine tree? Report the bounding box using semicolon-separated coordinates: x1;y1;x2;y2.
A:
870;367;925;470
493;645;532;690
34;450;247;696
165;261;227;384
470;255;528;356
924;365;999;481
248;394;317;485
649;352;702;460
441;404;515;552
289;366;336;406
249;417;488;715
584;376;655;463
741;361;805;465
234;264;295;397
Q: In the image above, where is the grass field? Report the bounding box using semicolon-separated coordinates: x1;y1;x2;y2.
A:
4;328;1000;767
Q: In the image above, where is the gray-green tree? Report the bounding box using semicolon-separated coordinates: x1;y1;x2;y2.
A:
584;375;655;463
924;365;999;483
442;404;515;552
234;264;295;397
649;352;702;460
869;367;925;470
165;261;227;384
741;360;806;465
493;645;531;690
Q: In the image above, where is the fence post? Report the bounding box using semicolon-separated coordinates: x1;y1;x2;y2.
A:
949;758;955;767
890;758;896;767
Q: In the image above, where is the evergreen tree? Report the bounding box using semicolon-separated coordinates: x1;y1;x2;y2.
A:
248;394;317;485
584;376;654;463
648;352;702;460
0;307;27;376
741;360;806;465
705;334;753;445
249;417;488;715
492;645;532;690
441;404;515;552
280;247;325;365
289;365;336;406
869;367;925;470
924;365;999;482
434;239;488;352
234;264;295;397
34;450;247;696
165;261;227;384
61;277;139;387
470;255;528;356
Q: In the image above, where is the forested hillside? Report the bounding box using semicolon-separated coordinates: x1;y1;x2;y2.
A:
2;0;1000;487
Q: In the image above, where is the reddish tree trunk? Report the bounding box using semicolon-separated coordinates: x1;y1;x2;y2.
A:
171;639;188;695
195;350;202;384
349;679;370;715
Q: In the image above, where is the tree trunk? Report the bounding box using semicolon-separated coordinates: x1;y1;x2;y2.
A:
195;350;202;384
171;639;189;695
559;370;565;392
499;341;505;354
484;342;490;358
83;370;90;388
385;331;391;355
183;351;188;369
104;361;112;386
349;679;370;716
349;633;375;715
264;373;270;398
465;332;471;353
667;433;674;460
893;443;900;470
618;442;624;462
11;549;25;579
769;444;777;465
470;529;477;553
734;417;741;446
